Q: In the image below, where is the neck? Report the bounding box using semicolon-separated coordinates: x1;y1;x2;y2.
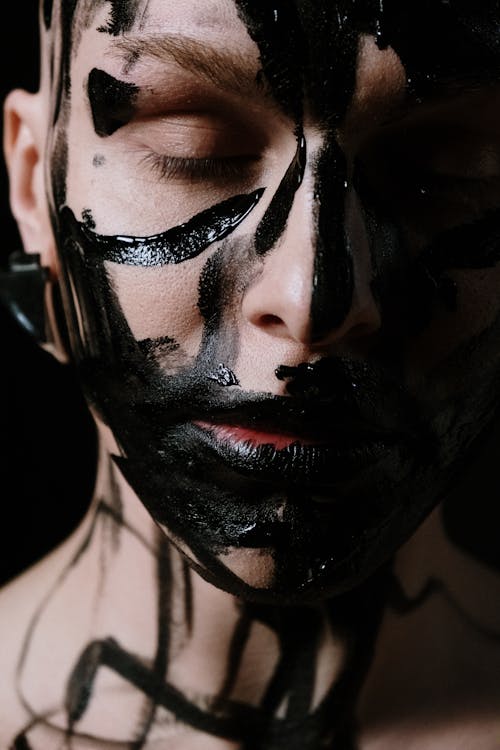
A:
14;437;500;748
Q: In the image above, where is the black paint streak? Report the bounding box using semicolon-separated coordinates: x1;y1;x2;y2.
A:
235;1;305;122
310;140;354;339
64;189;264;267
43;0;54;30
88;68;139;138
389;575;500;642
99;0;142;36
12;735;33;750
255;133;306;256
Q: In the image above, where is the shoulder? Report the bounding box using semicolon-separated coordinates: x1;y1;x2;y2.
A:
0;529;85;744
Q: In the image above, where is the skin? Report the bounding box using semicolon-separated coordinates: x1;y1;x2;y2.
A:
1;0;500;747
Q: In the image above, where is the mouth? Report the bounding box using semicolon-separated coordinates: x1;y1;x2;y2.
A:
191;416;406;491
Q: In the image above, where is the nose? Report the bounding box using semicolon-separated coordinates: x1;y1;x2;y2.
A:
242;159;381;350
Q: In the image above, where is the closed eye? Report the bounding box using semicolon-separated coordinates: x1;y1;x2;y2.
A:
139;150;261;182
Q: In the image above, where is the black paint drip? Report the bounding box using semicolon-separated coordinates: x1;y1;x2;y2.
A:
310;140;354;339
235;0;305;122
43;0;54;30
255;133;306;256
88;69;139;138
63;189;264;267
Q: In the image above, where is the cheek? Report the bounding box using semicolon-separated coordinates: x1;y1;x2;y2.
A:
406;266;500;382
106;259;205;354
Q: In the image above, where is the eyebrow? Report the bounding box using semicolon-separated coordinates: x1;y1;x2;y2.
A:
109;33;268;102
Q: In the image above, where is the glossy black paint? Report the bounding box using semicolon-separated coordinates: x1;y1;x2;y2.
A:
87;68;139;138
45;0;500;604
68;189;265;266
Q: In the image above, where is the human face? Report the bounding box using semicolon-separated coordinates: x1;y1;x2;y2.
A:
45;0;500;602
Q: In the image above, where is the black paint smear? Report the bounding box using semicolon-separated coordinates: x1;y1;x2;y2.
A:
81;208;95;230
11;735;33;750
54;187;437;601
63;634;345;743
235;0;305;122
68;189;264;267
88;68;139;138
214;610;252;708
43;0;54;30
388;574;500;641
132;535;172;748
310;140;354;339
99;0;142;36
260;608;321;717
255;133;306;256
93;153;106;167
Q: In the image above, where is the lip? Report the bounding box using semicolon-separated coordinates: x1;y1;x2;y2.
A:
190;417;404;489
194;421;326;450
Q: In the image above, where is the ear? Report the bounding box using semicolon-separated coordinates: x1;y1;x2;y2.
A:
4;88;55;273
3;89;69;363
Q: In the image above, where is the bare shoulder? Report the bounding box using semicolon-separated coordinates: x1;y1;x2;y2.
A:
0;530;85;746
0;565;46;742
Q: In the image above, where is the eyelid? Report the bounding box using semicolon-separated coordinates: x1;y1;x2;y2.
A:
139;149;262;181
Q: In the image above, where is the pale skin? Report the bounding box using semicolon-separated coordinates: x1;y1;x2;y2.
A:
1;1;500;747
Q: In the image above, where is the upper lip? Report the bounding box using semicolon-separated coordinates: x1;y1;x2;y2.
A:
190;396;421;446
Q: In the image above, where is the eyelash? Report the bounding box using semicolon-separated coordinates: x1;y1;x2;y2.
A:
140;150;259;182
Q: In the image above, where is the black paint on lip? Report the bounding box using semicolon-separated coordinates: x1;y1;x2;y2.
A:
190;420;400;489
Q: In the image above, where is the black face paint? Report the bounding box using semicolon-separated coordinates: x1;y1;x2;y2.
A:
65;189;264;267
98;0;142;36
87;69;139;138
310;140;354;338
92;153;105;167
255;133;306;256
50;0;500;606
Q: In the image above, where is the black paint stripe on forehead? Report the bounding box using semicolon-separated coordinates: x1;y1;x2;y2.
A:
99;0;142;36
61;189;264;267
88;69;139;137
235;0;305;122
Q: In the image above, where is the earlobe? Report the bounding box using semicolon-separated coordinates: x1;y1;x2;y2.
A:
3;88;55;272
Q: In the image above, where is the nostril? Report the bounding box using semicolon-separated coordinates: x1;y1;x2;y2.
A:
259;314;284;328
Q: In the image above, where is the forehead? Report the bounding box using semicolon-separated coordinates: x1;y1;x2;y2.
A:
58;0;500;120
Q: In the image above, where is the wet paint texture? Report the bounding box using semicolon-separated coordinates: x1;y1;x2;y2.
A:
72;189;264;266
87;69;139;137
48;0;500;602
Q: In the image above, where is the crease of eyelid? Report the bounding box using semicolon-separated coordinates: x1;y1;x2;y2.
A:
137;149;263;182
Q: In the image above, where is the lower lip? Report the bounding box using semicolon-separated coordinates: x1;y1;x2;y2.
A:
193;421;323;450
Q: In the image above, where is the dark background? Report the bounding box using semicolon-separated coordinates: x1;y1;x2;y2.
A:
0;1;96;586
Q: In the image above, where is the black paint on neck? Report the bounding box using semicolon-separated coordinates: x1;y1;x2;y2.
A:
43;0;54;29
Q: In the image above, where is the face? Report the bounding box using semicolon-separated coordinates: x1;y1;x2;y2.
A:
43;0;500;602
